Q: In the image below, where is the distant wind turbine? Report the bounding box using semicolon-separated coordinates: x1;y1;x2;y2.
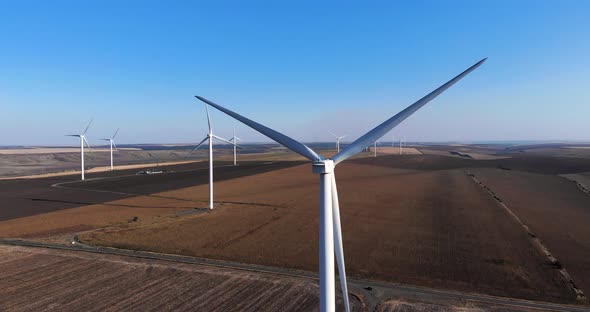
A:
65;119;93;180
195;56;486;312
329;131;346;153
373;141;377;157
229;127;243;166
187;105;233;209
100;128;119;171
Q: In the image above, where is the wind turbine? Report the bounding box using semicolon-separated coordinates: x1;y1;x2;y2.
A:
65;119;93;180
188;105;233;209
100;128;119;171
196;58;486;312
229;127;243;166
329;131;346;153
373;141;377;157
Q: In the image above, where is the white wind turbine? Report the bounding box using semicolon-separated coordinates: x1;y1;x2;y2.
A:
65;119;93;181
373;141;378;157
229;127;243;166
100;128;119;171
196;58;486;312
188;105;233;209
329;131;346;153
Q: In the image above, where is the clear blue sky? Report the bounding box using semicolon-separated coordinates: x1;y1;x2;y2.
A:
1;1;589;146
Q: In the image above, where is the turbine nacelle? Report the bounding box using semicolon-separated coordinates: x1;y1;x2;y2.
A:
312;160;335;174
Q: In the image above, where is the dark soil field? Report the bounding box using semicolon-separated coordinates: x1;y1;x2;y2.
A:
82;161;578;303
0;160;303;222
352;153;590;174
0;244;360;311
468;168;590;297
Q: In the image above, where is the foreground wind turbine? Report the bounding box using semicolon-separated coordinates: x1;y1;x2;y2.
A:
329;131;346;153
65;119;93;180
196;58;486;312
100;128;119;171
188;105;233;209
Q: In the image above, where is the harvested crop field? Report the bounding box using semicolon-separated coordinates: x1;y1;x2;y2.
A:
82;161;577;303
468;168;590;296
0;244;359;311
376;299;541;312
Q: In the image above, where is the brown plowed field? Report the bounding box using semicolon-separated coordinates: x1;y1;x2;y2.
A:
83;162;576;303
469;168;590;296
0;245;360;311
376;299;539;312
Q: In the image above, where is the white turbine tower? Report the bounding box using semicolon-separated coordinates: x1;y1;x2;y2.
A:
100;128;119;171
188;105;233;209
65;119;93;181
229;127;243;166
329;131;346;153
196;58;486;312
373;141;377;157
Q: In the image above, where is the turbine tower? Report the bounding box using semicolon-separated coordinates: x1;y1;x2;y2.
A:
373;141;377;157
329;131;346;153
100;128;119;171
229;127;243;166
65;119;93;180
196;57;486;312
188;105;233;209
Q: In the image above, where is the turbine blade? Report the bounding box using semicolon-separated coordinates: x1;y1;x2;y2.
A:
331;172;350;312
205;103;212;132
82;118;93;135
112;140;118;151
65;134;81;137
211;134;233;145
234;136;242;141
186;136;209;157
112;128;119;139
328;130;339;139
83;137;92;152
332;58;487;164
195;96;321;161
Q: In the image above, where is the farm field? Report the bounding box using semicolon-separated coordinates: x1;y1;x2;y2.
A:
0;244;359;311
468;168;590;296
81;159;578;303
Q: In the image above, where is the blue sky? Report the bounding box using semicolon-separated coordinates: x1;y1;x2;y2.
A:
1;1;589;146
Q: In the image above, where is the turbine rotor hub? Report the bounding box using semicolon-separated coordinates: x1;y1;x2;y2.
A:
312;159;334;174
